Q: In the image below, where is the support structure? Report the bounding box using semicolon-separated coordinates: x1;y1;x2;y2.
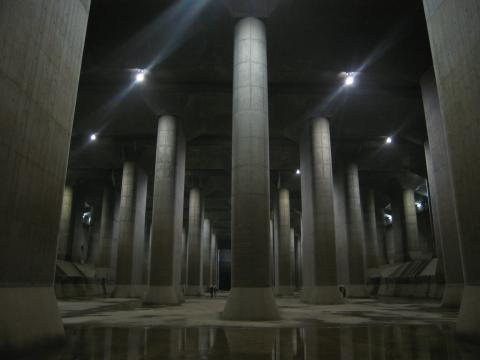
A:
112;161;147;298
209;233;218;287
186;188;203;296
223;17;280;320
275;189;293;295
402;189;421;260
345;164;368;298
363;189;381;269
300;117;343;304
202;219;212;290
0;0;90;352
57;186;74;261
144;115;186;304
421;71;464;308
423;0;480;340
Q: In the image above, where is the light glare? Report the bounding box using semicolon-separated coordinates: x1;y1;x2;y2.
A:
90;134;97;141
296;169;301;175
136;72;145;82
386;136;392;144
345;75;355;86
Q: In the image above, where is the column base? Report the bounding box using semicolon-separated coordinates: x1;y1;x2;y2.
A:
185;286;203;296
441;283;463;308
301;286;344;305
0;287;64;354
456;285;480;342
143;286;181;305
345;284;369;298
274;286;294;297
111;284;145;298
222;287;280;321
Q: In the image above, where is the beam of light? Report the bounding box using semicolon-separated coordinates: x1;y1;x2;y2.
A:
135;71;145;82
90;133;97;141
296;169;301;175
345;73;355;86
386;136;393;144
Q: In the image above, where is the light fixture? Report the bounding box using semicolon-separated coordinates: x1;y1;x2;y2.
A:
135;71;145;83
90;133;97;141
386;136;392;144
416;202;423;210
296;169;301;175
345;74;355;86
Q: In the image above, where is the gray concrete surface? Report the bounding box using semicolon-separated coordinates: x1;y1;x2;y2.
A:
223;17;279;320
423;0;480;341
0;0;90;353
421;70;464;308
275;188;293;295
186;188;203;296
300;118;343;305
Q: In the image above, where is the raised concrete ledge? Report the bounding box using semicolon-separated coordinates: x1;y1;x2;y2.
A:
301;286;344;305
456;285;480;342
345;284;369;298
274;286;294;297
441;283;464;308
111;285;145;298
0;287;64;354
185;286;203;296
222;287;280;321
143;286;181;305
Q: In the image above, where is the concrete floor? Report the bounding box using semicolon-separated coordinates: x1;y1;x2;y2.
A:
22;295;480;359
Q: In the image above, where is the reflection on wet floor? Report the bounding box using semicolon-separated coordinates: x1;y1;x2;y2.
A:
24;324;480;359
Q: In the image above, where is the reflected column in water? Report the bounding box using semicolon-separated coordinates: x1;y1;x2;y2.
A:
145;328;182;358
303;327;341;359
225;328;276;359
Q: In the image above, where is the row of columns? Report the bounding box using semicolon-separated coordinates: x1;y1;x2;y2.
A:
3;2;480;350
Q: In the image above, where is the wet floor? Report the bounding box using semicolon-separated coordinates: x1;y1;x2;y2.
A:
22;324;480;359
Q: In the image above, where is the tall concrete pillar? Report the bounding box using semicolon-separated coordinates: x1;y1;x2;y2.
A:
402;189;422;260
223;17;280;320
186;188;203;295
181;228;187;289
300;117;343;304
96;186;114;279
0;0;90;352
363;189;381;269
289;228;295;290
345;164;368;297
113;161;146;298
57;186;74;260
375;206;388;266
421;71;464;308
423;0;480;339
202;218;211;289
390;188;406;263
144;115;185;304
275;188;293;295
209;233;218;287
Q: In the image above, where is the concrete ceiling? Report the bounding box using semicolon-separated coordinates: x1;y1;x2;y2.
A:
68;0;433;246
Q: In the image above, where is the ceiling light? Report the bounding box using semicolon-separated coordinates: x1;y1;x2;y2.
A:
345;74;355;86
416;202;423;210
296;169;301;175
90;133;97;141
386;136;392;144
135;71;145;82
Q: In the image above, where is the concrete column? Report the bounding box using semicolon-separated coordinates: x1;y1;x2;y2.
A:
223;17;279;320
209;233;217;287
363;189;381;269
390;188;406;263
0;0;90;352
402;188;422;260
113;161;145;298
70;185;88;263
295;231;303;289
186;188;203;295
96;186;114;279
375;206;388;266
423;0;480;339
144;115;185;304
289;228;295;290
275;188;293;295
421;71;464;308
57;186;74;260
300;117;343;304
345;164;368;297
181;228;187;289
201;218;211;290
